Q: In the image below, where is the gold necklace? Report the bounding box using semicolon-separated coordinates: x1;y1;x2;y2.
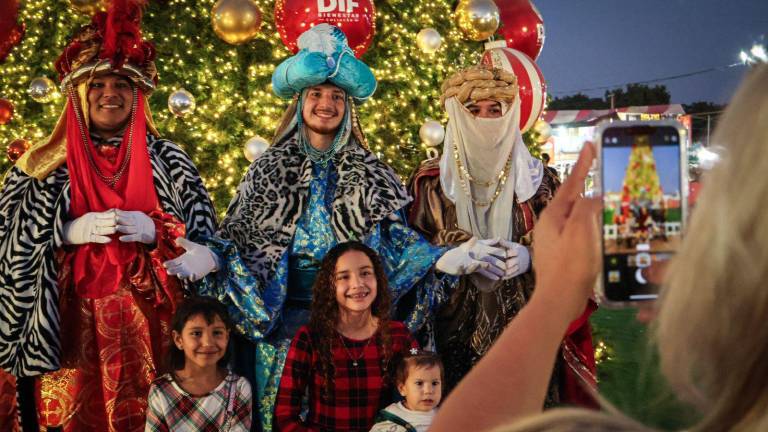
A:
453;144;514;187
68;83;136;189
337;332;374;367
453;145;514;207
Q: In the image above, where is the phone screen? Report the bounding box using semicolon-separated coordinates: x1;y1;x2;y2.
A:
601;125;683;302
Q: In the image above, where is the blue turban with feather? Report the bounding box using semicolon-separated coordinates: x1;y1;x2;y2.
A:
272;24;377;102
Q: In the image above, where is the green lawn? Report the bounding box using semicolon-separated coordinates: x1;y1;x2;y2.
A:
590;308;699;430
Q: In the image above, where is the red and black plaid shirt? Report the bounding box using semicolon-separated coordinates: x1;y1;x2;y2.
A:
275;321;418;432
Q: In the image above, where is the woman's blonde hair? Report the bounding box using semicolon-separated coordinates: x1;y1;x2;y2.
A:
655;64;768;431
493;408;652;432
496;65;768;432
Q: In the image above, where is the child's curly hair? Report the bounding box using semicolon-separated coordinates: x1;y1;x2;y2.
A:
308;241;393;400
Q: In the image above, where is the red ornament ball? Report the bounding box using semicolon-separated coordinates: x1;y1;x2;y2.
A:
0;98;14;125
274;0;376;58
0;0;25;62
482;46;546;133
496;0;545;61
7;138;30;163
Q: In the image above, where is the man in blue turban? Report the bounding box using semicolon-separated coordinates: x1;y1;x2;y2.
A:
166;24;509;431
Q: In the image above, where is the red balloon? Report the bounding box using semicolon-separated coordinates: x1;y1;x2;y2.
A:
0;0;25;62
0;98;12;125
482;47;546;133
6;138;30;163
274;0;376;58
495;0;545;61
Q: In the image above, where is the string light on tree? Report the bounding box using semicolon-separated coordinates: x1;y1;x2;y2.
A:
68;0;107;15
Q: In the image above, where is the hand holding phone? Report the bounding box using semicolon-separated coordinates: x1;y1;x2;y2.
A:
594;120;688;306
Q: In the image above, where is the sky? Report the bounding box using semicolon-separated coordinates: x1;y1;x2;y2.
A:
603;145;681;195
532;0;767;105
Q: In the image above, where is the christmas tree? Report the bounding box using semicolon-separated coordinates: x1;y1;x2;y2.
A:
0;0;487;213
620;135;663;205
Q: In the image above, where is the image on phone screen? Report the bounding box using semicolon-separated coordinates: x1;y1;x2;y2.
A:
601;125;683;302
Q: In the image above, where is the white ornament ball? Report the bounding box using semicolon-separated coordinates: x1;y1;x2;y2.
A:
28;77;57;103
533;119;552;142
244;135;269;162
416;28;442;54
419;120;445;147
168;89;196;117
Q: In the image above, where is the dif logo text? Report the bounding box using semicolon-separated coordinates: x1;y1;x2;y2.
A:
318;0;359;13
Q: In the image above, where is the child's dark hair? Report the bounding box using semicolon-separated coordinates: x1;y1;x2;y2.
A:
309;241;393;400
166;296;233;371
395;350;444;386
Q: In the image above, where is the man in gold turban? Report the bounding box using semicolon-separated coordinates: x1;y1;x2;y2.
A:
408;64;597;408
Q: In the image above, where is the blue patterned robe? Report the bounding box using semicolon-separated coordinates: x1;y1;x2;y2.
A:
198;134;452;431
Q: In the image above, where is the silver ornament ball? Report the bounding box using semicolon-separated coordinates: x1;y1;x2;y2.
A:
28;77;57;103
416;28;442;54
168;89;196;117
419;120;445;147
244;135;269;162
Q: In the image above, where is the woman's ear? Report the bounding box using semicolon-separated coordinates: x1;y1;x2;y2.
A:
172;330;183;350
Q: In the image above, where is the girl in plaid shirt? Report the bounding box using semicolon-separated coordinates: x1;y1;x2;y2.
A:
275;241;419;432
145;296;252;431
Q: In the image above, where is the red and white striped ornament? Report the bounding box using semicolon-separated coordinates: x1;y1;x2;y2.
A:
481;46;546;133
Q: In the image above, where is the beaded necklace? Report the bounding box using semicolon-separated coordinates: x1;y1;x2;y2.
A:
453;143;514;207
68;83;137;188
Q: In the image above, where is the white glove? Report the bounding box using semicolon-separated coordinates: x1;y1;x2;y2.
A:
62;210;118;245
163;237;220;282
115;209;156;244
436;237;507;280
498;239;531;279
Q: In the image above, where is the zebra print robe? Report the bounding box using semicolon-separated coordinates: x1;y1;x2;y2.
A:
0;133;217;377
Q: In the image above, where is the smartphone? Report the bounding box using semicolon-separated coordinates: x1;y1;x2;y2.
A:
593;120;688;306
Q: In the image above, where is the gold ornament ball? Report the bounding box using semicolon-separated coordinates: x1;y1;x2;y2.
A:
416;28;442;54
211;0;262;45
28;77;57;103
69;0;107;15
455;0;500;42
168;89;196;117
244;136;269;162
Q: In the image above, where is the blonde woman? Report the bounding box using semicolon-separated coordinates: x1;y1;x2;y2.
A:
431;64;768;432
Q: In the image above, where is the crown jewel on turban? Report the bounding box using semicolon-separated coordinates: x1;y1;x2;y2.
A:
440;64;518;108
272;24;376;102
55;0;157;93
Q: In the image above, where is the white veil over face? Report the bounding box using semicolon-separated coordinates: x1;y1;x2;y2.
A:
439;96;543;241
